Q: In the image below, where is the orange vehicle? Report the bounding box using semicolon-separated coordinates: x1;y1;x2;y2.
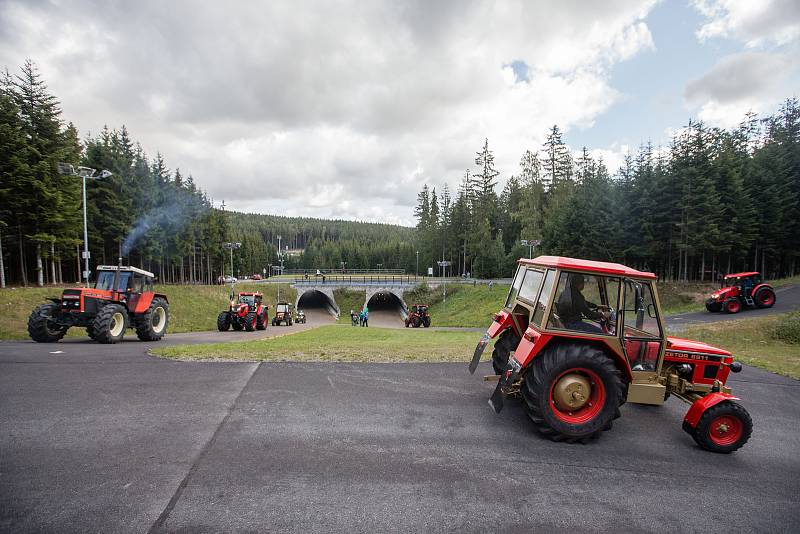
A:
469;256;752;453
28;261;169;344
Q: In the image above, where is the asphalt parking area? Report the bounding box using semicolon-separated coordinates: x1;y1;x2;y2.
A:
1;339;798;533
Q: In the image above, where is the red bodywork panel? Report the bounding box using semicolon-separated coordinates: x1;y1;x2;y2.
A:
666;336;733;385
724;271;760;279
487;310;516;338
683;392;739;428
519;256;656;280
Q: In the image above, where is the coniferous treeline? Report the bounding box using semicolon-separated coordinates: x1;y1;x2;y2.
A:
415;101;800;281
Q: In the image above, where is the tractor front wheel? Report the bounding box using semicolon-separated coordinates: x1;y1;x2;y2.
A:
28;303;68;343
256;310;267;330
245;312;257;332
723;298;741;314
135;297;169;341
217;312;231;331
92;304;128;344
422;317;431;328
492;329;520;375
754;287;776;309
521;343;623;443
691;401;752;453
705;301;722;312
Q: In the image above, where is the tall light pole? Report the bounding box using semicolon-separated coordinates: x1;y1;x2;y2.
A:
223;242;241;282
58;163;112;287
415;251;419;277
520;239;541;259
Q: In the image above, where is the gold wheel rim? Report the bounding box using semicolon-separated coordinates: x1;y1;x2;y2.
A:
552;373;591;411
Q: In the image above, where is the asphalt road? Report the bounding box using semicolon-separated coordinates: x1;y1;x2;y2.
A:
1;334;798;533
664;283;800;330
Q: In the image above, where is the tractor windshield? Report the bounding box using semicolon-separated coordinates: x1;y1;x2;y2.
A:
238;295;255;306
276;304;289;313
505;265;525;307
95;271;131;292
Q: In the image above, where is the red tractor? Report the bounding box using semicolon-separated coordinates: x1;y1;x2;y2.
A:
470;256;752;453
28;262;169;344
218;291;269;332
405;304;431;328
705;271;775;314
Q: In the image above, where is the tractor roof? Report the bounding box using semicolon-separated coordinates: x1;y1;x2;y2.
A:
520;256;657;280
238;292;262;296
724;271;760;279
96;265;155;278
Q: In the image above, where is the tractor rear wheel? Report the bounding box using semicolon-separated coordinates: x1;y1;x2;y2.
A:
135;297;169;341
492;329;520;375
217;312;231;331
691;401;752;453
92;304;128;344
723;298;741;314
245;312;257;331
28;303;68;343
411;316;421;328
86;325;98;341
754;287;776;309
256;310;267;330
521;343;623;443
423;317;431;328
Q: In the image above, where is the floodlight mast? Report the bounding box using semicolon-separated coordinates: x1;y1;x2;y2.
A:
223;242;242;287
58;163;112;287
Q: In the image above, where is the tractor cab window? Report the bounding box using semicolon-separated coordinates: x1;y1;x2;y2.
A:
276;303;290;313
505;265;525;307
547;272;619;336
531;269;556;327
130;275;145;293
95;271;132;292
621;280;662;371
238;294;255;306
518;268;544;303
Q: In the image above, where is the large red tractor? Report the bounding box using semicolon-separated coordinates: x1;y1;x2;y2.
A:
217;291;269;332
470;256;752;453
405;304;431;328
705;271;775;314
28;263;169;344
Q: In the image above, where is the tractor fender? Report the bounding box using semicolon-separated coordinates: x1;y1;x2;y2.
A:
752;283;773;297
511;334;633;382
154;293;169;304
683;392;740;428
487;310;515;339
133;293;154;314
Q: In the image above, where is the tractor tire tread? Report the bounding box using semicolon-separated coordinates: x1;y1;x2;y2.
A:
92;304;127;344
135;297;169;341
691;401;752;453
27;303;67;343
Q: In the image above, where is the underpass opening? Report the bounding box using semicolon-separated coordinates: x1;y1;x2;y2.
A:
365;291;405;327
296;290;338;323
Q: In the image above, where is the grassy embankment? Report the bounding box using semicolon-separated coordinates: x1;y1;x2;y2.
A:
154;324;492;362
0;283;295;340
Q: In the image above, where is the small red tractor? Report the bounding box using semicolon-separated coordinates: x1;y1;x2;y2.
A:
470;256;752;453
706;271;775;314
217;291;268;332
405;304;431;328
272;302;293;326
28;262;169;344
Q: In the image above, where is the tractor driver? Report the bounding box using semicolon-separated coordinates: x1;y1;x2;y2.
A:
556;274;609;334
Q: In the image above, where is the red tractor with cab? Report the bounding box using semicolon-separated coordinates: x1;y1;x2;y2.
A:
705;271;775;314
405;304;431;328
470;256;752;453
28;262;169;344
218;291;268;332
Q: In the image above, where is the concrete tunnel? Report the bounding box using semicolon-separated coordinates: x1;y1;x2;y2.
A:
296;289;339;322
364;290;407;326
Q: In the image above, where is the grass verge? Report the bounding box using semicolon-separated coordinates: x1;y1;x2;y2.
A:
153;324;493;363
680;313;800;379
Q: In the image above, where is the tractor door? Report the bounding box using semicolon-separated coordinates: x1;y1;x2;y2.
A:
127;274;145;310
621;280;664;373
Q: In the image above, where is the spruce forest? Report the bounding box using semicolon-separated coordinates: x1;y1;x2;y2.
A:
1;61;798;286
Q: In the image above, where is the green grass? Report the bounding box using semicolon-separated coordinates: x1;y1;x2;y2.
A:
424;284;507;328
0;283;296;340
153;324;493;362
333;288;367;323
680;313;800;380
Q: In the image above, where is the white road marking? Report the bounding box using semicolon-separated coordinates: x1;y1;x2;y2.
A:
49;350;64;354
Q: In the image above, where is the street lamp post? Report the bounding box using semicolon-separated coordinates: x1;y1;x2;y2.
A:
223;242;241;283
415;251;419;278
58;164;112;287
520;239;541;259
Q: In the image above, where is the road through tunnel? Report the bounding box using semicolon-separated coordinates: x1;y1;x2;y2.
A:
365;291;406;327
296;290;338;323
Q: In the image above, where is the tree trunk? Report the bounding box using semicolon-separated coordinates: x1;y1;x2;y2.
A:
0;231;5;288
700;252;705;282
57;256;63;284
51;242;57;285
18;227;28;286
36;243;43;287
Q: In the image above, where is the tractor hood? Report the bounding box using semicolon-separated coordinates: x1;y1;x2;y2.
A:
708;287;735;301
666;336;732;357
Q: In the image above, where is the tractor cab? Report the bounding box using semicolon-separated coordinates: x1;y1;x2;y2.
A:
469;256;751;453
237;292;262;307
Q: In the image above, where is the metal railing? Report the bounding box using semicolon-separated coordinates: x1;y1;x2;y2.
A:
293;274;422;287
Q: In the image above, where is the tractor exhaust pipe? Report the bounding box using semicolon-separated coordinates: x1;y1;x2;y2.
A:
112;256;123;295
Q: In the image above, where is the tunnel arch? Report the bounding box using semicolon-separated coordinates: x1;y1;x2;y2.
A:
296;288;339;319
364;289;408;325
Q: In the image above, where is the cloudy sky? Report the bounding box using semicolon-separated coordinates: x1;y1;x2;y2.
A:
1;0;798;226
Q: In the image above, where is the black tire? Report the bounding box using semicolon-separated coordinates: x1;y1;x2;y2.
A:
521;343;623;443
232;321;244;331
423;317;431;328
272;319;277;327
705;301;722;312
28;303;68;343
135;297;169;341
691;401;752;453
288;318;293;326
92;303;128;344
492;329;520;375
754;287;776;309
217;312;231;331
256;310;267;330
87;325;97;341
412;317;421;328
245;311;257;331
